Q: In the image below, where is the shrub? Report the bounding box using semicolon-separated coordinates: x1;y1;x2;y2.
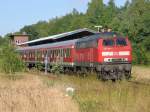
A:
50;64;64;75
35;62;44;71
0;45;25;75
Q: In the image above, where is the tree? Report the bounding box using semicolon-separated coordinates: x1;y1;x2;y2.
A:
105;0;118;25
87;0;105;27
20;25;40;40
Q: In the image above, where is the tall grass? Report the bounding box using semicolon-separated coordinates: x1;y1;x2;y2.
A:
58;74;150;112
0;73;79;112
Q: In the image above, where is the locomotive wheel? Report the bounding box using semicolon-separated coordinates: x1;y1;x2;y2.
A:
125;71;131;80
64;68;69;74
81;67;88;77
97;71;108;81
117;71;125;80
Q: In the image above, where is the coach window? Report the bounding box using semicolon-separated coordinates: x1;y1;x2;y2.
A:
32;51;35;58
61;49;63;57
32;51;33;58
32;51;34;58
59;49;60;57
66;48;70;58
62;49;64;57
45;50;47;56
37;51;40;60
29;51;31;58
50;50;52;58
31;51;33;58
55;50;57;57
29;51;30;58
63;49;66;58
59;49;61;57
66;49;68;58
54;50;56;57
57;49;60;57
52;50;54;58
56;49;58;56
55;49;57;57
60;49;62;57
53;50;55;57
54;50;57;57
48;49;50;57
31;51;32;58
57;49;59;57
58;49;59;57
40;51;42;59
50;50;52;57
27;51;29;59
68;49;71;57
30;51;32;58
63;49;65;57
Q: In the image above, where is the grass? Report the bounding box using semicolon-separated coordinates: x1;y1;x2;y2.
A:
38;66;150;112
0;73;79;112
50;72;150;112
0;66;149;112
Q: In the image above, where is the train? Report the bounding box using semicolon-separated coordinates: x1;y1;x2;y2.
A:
17;31;132;80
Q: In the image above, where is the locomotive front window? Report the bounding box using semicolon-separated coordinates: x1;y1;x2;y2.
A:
116;38;127;46
103;39;114;46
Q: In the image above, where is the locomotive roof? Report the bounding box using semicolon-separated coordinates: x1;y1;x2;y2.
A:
17;39;78;51
77;32;124;42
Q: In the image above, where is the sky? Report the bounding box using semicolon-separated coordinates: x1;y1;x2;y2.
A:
0;0;128;36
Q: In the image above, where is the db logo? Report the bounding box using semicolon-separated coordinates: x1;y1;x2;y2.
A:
113;52;119;56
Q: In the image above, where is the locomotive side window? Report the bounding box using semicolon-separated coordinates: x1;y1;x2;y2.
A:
76;40;98;49
116;38;127;46
103;39;114;46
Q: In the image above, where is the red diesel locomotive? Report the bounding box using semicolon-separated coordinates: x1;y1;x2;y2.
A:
18;32;132;80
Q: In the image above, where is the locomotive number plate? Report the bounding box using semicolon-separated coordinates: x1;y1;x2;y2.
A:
113;52;119;56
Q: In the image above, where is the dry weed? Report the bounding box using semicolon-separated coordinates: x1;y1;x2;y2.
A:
0;73;79;112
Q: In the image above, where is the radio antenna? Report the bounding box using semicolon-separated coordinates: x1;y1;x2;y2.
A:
94;25;103;32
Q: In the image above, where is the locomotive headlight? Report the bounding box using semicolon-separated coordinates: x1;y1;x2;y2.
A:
102;52;113;56
104;58;112;62
119;51;130;56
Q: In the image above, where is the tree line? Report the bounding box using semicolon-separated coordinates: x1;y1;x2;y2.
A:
1;0;150;65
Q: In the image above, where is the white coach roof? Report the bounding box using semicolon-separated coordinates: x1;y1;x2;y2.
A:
18;28;97;46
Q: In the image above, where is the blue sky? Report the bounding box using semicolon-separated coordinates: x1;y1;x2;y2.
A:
0;0;127;36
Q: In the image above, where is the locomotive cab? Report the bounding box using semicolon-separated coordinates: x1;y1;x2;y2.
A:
97;33;132;80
